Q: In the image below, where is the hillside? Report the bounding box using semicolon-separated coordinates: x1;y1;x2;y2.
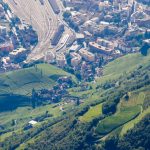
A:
0;51;150;150
0;63;77;96
0;63;77;111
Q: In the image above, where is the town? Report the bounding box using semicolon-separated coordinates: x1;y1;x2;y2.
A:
0;0;150;81
0;0;150;149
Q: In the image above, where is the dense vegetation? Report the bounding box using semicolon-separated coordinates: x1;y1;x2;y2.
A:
103;114;150;150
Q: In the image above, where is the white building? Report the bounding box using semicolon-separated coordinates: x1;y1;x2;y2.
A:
9;48;27;59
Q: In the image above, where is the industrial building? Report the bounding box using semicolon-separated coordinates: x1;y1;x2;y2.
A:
51;24;65;46
69;43;82;52
48;0;60;14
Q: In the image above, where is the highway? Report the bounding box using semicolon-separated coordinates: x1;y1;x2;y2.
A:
4;0;74;62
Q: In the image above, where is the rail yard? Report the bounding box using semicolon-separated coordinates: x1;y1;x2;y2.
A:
4;0;73;62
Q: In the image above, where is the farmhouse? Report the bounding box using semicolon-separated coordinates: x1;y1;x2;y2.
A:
28;120;38;127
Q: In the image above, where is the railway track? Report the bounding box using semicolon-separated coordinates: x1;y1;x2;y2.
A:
4;0;74;62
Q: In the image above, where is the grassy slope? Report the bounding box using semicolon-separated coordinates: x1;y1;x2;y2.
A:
120;88;150;136
96;106;141;135
0;63;76;96
79;103;102;122
93;51;150;136
94;51;150;135
0;64;77;142
0;101;75;143
23;51;150;147
96;84;150;136
120;107;150;136
95;52;150;87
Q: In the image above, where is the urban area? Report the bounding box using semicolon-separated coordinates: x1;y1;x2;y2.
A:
0;0;150;81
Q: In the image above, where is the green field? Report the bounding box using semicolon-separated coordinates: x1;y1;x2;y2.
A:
95;51;150;87
0;101;74;143
79;103;102;122
120;88;150;136
95;87;149;135
96;106;140;135
0;63;76;96
120;107;150;136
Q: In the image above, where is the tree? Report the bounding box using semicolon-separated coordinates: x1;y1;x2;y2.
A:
40;70;43;77
140;43;149;56
104;136;118;150
144;30;150;39
31;88;36;108
63;11;71;19
76;99;80;106
34;64;38;72
11;119;16;126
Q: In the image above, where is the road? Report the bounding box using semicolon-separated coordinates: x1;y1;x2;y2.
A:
4;0;73;62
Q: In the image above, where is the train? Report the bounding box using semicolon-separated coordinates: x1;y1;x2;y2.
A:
51;24;64;46
48;0;60;14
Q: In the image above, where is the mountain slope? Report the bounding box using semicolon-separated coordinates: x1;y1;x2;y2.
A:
0;51;150;150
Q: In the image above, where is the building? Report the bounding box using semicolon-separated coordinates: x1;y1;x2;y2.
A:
44;51;55;63
79;48;95;62
99;1;111;11
89;42;113;55
143;39;150;46
118;42;132;52
48;0;60;14
69;43;82;52
51;24;64;46
0;26;7;35
9;48;27;59
70;52;82;67
28;120;38;126
76;33;85;43
1;57;10;65
56;53;66;67
0;42;14;52
97;38;115;49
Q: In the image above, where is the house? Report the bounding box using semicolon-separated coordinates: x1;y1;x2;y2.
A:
28;120;38;127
